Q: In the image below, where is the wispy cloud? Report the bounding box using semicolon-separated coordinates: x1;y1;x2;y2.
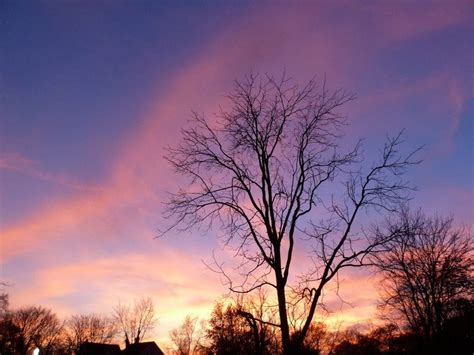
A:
10;251;223;342
370;1;473;43
0;152;104;193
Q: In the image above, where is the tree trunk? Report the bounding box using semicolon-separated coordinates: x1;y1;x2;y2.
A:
275;272;291;355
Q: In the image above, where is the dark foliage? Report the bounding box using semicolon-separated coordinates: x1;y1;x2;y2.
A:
205;302;278;355
373;209;473;353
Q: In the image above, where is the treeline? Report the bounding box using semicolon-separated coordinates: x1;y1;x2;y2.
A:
166;209;473;355
168;295;473;355
0;296;155;355
1;291;471;355
1;211;473;355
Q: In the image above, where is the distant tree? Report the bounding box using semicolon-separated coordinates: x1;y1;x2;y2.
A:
206;302;254;355
11;306;64;355
329;325;388;355
113;297;156;347
0;294;21;355
328;323;429;355
163;73;420;354
0;293;8;316
290;322;328;355
0;283;10;319
331;336;381;355
65;313;118;353
439;298;474;354
169;315;205;355
234;291;280;355
206;299;279;355
373;209;474;351
0;317;22;355
368;323;402;354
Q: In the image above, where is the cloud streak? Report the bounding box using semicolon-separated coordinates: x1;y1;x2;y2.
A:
0;152;104;193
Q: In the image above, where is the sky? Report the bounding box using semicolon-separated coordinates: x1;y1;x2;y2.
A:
0;0;473;349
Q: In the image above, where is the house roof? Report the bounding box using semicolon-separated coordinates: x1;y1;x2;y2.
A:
121;342;164;355
77;342;121;355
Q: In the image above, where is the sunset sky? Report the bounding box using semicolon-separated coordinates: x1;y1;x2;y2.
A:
1;0;473;349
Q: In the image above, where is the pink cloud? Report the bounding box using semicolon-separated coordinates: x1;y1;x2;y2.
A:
1;188;114;261
10;250;223;343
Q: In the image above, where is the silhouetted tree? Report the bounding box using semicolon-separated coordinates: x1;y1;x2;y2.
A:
234;290;281;355
290;322;328;354
373;209;474;352
330;325;389;355
164;73;419;354
65;313;118;353
439;298;474;354
170;315;205;355
206;302;271;355
0;318;22;355
368;323;402;354
114;297;156;348
0;294;21;355
0;293;8;316
11;306;64;355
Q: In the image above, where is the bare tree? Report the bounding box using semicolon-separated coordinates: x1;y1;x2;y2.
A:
163;73;419;354
373;209;473;344
12;306;63;355
169;315;205;355
113;297;156;347
65;313;117;352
